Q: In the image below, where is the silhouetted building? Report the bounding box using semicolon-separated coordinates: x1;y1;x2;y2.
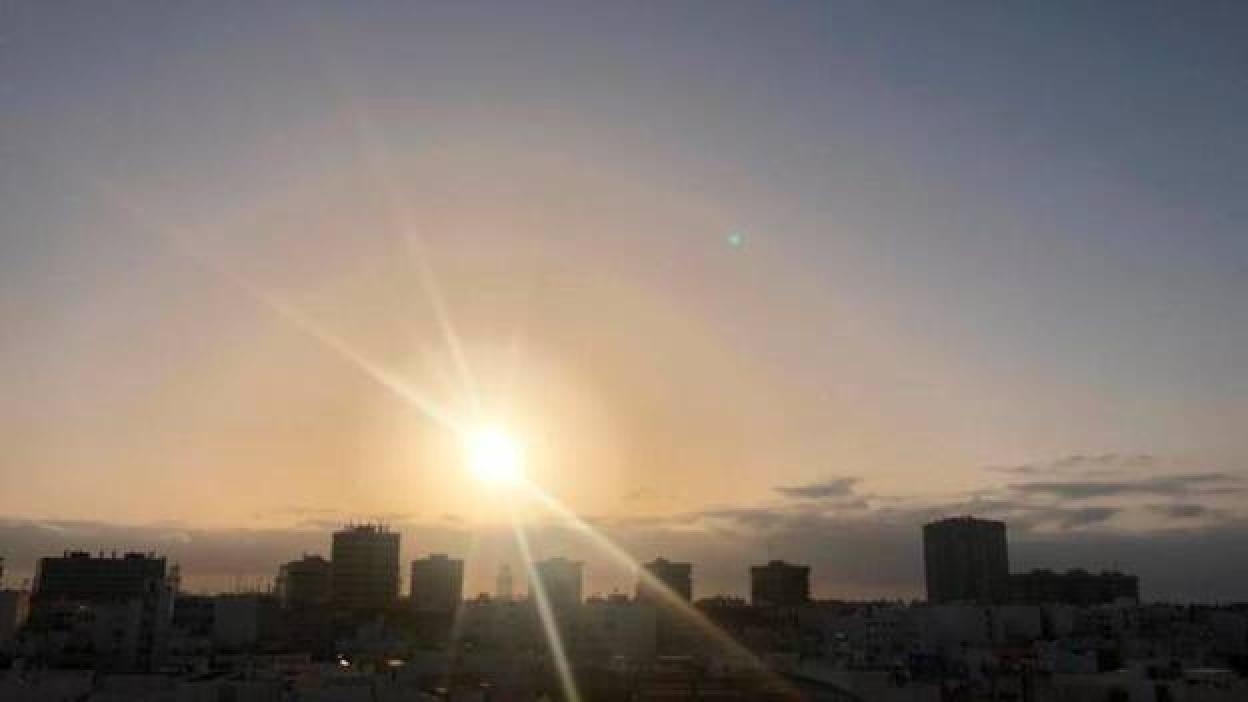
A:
167;563;182;594
171;594;215;639
533;557;583;612
1010;568;1140;606
276;554;331;609
924;516;1010;604
0;557;25;648
496;564;514;602
35;551;168;602
750;560;810;607
213;593;282;651
410;553;464;614
582;593;657;661
0;589;29;647
638;558;693;602
697;595;761;642
30;551;173;669
330;525;399;611
637;558;694;655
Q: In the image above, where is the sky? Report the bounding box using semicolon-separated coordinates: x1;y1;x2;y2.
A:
2;1;1247;600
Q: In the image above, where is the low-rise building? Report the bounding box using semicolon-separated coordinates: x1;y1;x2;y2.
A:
1010;568;1139;606
28;551;173;670
750;561;810;608
276;554;331;609
0;589;30;650
213;593;282;652
409;553;464;614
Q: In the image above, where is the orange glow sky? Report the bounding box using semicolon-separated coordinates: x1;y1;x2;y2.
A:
3;2;1247;598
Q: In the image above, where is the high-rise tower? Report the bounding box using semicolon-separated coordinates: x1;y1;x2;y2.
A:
330;524;400;611
923;516;1010;604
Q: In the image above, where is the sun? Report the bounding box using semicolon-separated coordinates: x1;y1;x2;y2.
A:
463;425;524;486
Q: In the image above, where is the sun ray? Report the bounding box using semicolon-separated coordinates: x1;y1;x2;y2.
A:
440;530;482;691
91;184;462;431
462;425;524;486
87;149;791;697
520;483;799;692
400;227;483;415
329;67;484;417
510;513;582;702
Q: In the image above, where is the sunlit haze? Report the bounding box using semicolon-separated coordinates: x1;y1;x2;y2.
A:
464;425;524;487
2;1;1247;603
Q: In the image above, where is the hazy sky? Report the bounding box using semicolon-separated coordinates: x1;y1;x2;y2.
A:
2;2;1247;599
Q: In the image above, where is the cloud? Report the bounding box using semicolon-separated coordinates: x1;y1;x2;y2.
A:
620;487;681;506
987;453;1157;476
603;499;1247;601
774;476;860;499
700;506;792;530
0;456;1242;602
1053;453;1154;469
1011;473;1243;500
1;503;1246;602
1148;504;1212;519
1046;506;1121;529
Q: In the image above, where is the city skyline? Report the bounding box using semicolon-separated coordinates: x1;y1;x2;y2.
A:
3;516;1236;699
1;515;1143;606
0;513;1154;606
3;1;1248;604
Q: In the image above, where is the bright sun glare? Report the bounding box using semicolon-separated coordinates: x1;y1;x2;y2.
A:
464;425;524;486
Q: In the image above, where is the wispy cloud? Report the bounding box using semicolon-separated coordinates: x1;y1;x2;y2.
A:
0;455;1244;601
987;453;1157;476
1147;503;1217;520
1011;472;1243;500
774;476;860;499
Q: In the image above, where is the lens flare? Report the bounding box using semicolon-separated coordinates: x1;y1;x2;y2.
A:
464;425;524;485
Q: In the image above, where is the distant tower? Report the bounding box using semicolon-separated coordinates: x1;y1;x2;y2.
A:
923;516;1010;604
167;563;182;594
496;564;514;602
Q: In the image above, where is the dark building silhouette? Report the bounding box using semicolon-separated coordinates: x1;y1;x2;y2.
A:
330;525;399;611
638;558;695;655
410;553;464;614
0;589;29;648
638;558;693;603
31;551;173;670
750;560;810;607
213;592;283;651
533;557;583;612
34;551;168;602
924;516;1010;604
276;554;331;609
1010;569;1140;606
172;593;215;639
496;564;514;602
